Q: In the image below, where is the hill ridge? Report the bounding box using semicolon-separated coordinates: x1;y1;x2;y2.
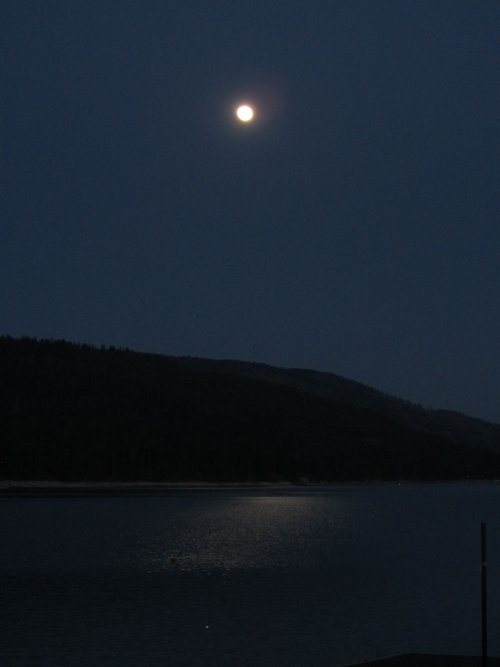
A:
1;335;499;482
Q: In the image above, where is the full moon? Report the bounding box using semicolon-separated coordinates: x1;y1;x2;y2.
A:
236;104;254;122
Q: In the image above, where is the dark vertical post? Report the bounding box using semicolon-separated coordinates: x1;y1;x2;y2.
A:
481;521;488;667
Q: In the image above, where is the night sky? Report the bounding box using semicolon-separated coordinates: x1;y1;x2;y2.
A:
2;1;499;422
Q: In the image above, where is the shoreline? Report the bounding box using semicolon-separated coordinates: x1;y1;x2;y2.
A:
1;479;498;491
0;480;297;489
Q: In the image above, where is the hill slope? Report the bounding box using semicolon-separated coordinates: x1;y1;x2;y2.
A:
1;336;499;482
177;357;500;451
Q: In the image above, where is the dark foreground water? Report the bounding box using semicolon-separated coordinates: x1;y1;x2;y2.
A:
1;483;500;666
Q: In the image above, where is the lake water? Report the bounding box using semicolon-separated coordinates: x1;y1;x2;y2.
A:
1;483;500;666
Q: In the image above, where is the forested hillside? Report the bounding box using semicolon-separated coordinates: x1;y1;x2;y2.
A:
1;336;499;482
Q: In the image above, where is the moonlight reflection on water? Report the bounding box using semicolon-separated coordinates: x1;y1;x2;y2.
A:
136;493;355;572
1;484;500;666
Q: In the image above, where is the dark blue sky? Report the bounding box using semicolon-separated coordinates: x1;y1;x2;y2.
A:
2;1;499;422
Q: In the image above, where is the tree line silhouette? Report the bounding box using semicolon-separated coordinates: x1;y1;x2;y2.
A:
1;336;499;482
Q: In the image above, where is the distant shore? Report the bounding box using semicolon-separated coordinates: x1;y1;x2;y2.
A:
0;479;303;488
1;478;498;492
0;480;312;495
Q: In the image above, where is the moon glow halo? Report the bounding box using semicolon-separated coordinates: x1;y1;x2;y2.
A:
236;104;254;122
